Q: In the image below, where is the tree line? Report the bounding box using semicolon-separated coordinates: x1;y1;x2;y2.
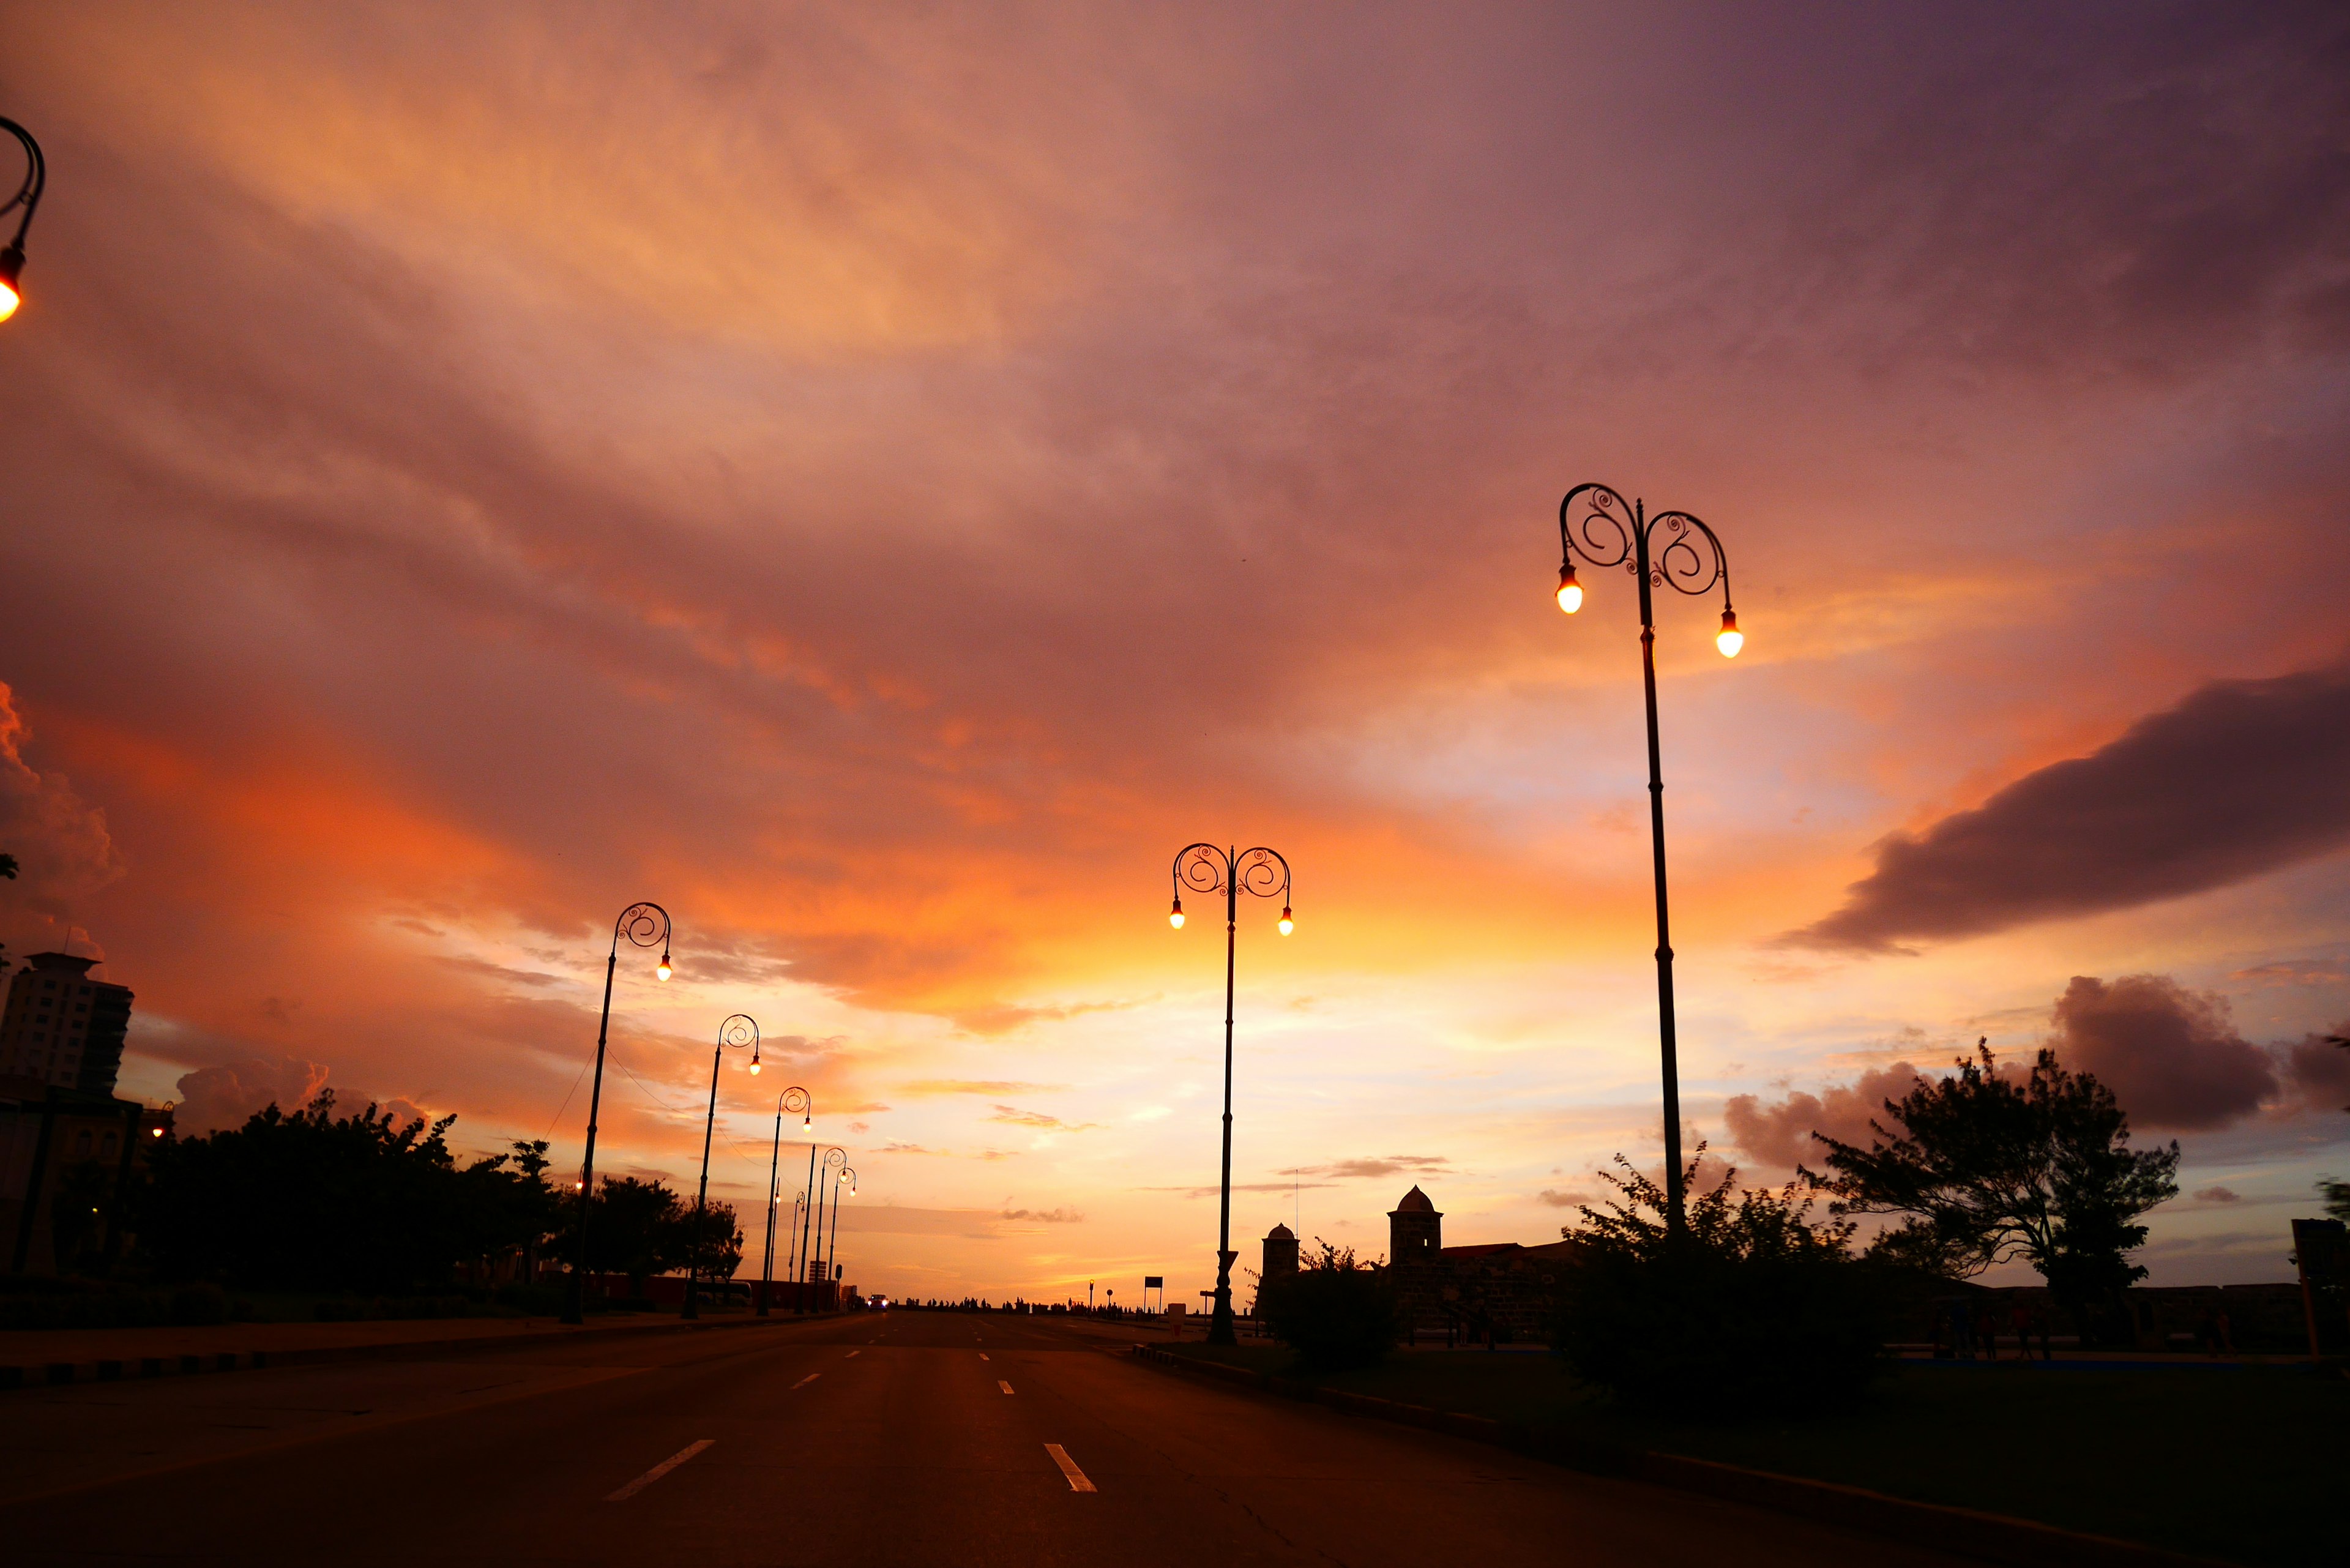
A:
132;1092;742;1298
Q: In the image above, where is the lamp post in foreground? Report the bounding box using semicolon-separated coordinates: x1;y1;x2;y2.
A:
0;118;47;324
1553;482;1740;1234
759;1086;810;1316
685;1014;760;1320
567;902;673;1324
826;1167;856;1297
793;1102;821;1311
1169;842;1293;1346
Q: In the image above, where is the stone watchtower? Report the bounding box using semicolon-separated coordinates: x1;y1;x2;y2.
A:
1262;1222;1299;1282
1388;1185;1442;1266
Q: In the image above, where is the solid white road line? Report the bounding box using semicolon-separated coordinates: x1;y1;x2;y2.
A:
605;1440;714;1502
793;1373;821;1389
846;1350;860;1357
977;1352;990;1361
998;1380;1015;1394
1043;1443;1096;1493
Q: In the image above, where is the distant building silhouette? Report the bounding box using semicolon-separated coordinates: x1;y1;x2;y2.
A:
1262;1221;1297;1286
1383;1183;1583;1343
1;953;135;1095
1389;1184;1442;1264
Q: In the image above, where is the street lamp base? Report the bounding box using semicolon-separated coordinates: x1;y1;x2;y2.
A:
1207;1304;1237;1346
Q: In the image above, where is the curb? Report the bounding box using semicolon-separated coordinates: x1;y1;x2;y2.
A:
1128;1345;2230;1568
1;1309;841;1393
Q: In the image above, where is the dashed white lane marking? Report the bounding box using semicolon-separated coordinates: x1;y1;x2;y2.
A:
846;1350;860;1357
977;1353;990;1361
999;1379;1015;1394
793;1373;821;1389
1044;1443;1096;1493
606;1440;713;1502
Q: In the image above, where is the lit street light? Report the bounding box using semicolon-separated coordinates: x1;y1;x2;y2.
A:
826;1166;856;1293
810;1146;846;1308
759;1086;810;1316
684;1014;759;1320
1553;482;1740;1232
566;902;673;1324
1169;842;1294;1346
0;118;47;324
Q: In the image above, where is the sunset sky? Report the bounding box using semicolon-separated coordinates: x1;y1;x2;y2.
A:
2;2;2346;1304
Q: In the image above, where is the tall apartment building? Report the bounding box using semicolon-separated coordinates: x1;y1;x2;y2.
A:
0;952;136;1095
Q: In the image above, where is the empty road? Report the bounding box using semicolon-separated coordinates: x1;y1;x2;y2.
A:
0;1311;1971;1566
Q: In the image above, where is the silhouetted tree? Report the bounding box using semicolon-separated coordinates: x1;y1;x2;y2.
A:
570;1176;685;1297
1554;1147;1882;1411
677;1199;744;1285
1805;1041;2179;1340
1260;1241;1401;1370
136;1093;555;1293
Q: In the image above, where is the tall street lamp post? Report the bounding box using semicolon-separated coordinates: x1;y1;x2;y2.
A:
826;1167;856;1296
1169;843;1294;1346
0;117;47;324
788;1191;807;1299
759;1086;810;1316
567;902;673;1324
1553;482;1741;1233
810;1148;846;1308
685;1015;760;1320
793;1105;821;1312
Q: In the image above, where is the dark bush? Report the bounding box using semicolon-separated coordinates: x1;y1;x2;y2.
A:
1262;1241;1403;1370
1553;1149;1887;1415
169;1282;229;1325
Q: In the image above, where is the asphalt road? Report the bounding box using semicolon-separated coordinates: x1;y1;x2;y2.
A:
0;1311;1975;1566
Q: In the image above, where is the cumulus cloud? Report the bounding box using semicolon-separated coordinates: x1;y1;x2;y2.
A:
1535;1188;1592;1208
2048;974;2278;1131
2194;1186;2242;1204
0;682;124;934
1722;1063;1930;1168
999;1204;1083;1223
2281;1027;2350;1114
173;1056;330;1133
1791;663;2350;952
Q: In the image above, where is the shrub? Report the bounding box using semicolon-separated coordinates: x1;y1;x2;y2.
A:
1262;1241;1403;1371
1553;1148;1886;1415
169;1282;229;1325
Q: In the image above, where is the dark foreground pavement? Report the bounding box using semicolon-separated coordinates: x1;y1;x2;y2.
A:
0;1312;1976;1567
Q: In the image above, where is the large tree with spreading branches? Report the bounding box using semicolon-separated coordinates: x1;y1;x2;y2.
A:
1803;1041;2179;1332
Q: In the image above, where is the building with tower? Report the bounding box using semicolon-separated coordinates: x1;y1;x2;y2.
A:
0;952;135;1094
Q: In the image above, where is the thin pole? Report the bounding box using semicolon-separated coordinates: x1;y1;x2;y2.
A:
1633;499;1686;1234
1210;850;1239;1345
759;1104;781;1316
797;1141;818;1312
826;1179;843;1294
565;940;621;1324
685;1039;722;1320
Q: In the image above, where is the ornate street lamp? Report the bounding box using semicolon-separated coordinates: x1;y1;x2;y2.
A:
826;1166;856;1296
1553;482;1740;1232
1168;843;1294;1346
566;902;673;1324
788;1190;807;1301
0;118;47;324
684;1014;759;1320
809;1147;846;1307
791;1095;819;1313
759;1086;811;1316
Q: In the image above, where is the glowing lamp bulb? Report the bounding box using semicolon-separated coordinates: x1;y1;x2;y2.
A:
0;281;18;324
1169;900;1185;930
655;952;673;981
1716;608;1743;659
1556;565;1583;614
0;246;21;324
1277;906;1294;936
748;1055;762;1075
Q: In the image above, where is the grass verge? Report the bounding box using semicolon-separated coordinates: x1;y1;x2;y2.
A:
1169;1342;2344;1567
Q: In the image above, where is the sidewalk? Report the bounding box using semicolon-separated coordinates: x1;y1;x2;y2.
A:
1;1307;823;1392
